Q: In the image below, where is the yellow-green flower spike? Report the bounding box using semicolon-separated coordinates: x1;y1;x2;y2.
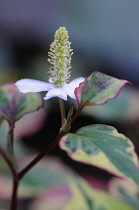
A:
48;27;73;87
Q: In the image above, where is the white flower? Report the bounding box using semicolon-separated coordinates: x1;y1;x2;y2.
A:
15;77;85;100
15;27;85;100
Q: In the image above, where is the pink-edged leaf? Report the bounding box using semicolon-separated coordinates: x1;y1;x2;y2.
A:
75;71;129;107
0;83;43;124
59;124;139;187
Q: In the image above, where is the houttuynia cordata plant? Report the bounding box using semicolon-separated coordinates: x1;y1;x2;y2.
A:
0;27;138;210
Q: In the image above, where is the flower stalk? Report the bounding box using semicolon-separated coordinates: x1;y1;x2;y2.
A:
58;97;66;126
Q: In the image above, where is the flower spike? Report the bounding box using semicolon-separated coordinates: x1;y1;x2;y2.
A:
48;27;73;87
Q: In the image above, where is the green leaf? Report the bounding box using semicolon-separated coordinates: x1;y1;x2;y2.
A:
109;178;139;210
75;71;128;107
82;87;139;122
0;83;43;124
29;174;134;210
65;178;134;210
60;124;139;186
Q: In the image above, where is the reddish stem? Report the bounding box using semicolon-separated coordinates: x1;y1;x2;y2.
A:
0;147;16;178
0;146;19;210
19;130;66;179
70;106;83;125
10;179;19;210
19;106;83;180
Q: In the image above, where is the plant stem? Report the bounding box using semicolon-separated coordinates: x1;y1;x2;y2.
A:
19;130;66;180
70;106;83;125
12;102;82;208
0;136;19;210
58;98;66;125
7;124;15;165
0;146;16;178
5;123;19;210
10;179;19;210
19;105;83;180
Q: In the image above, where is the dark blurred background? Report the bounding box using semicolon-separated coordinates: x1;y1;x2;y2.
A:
0;0;139;178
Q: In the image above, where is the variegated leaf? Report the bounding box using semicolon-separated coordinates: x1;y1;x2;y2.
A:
0;83;43;124
60;124;139;186
75;71;129;107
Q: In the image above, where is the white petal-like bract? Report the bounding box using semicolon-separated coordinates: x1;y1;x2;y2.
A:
44;87;67;100
69;77;85;89
15;77;85;100
15;79;52;93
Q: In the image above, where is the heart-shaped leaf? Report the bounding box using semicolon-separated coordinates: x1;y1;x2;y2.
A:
75;71;129;107
60;124;139;186
0;83;43;124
